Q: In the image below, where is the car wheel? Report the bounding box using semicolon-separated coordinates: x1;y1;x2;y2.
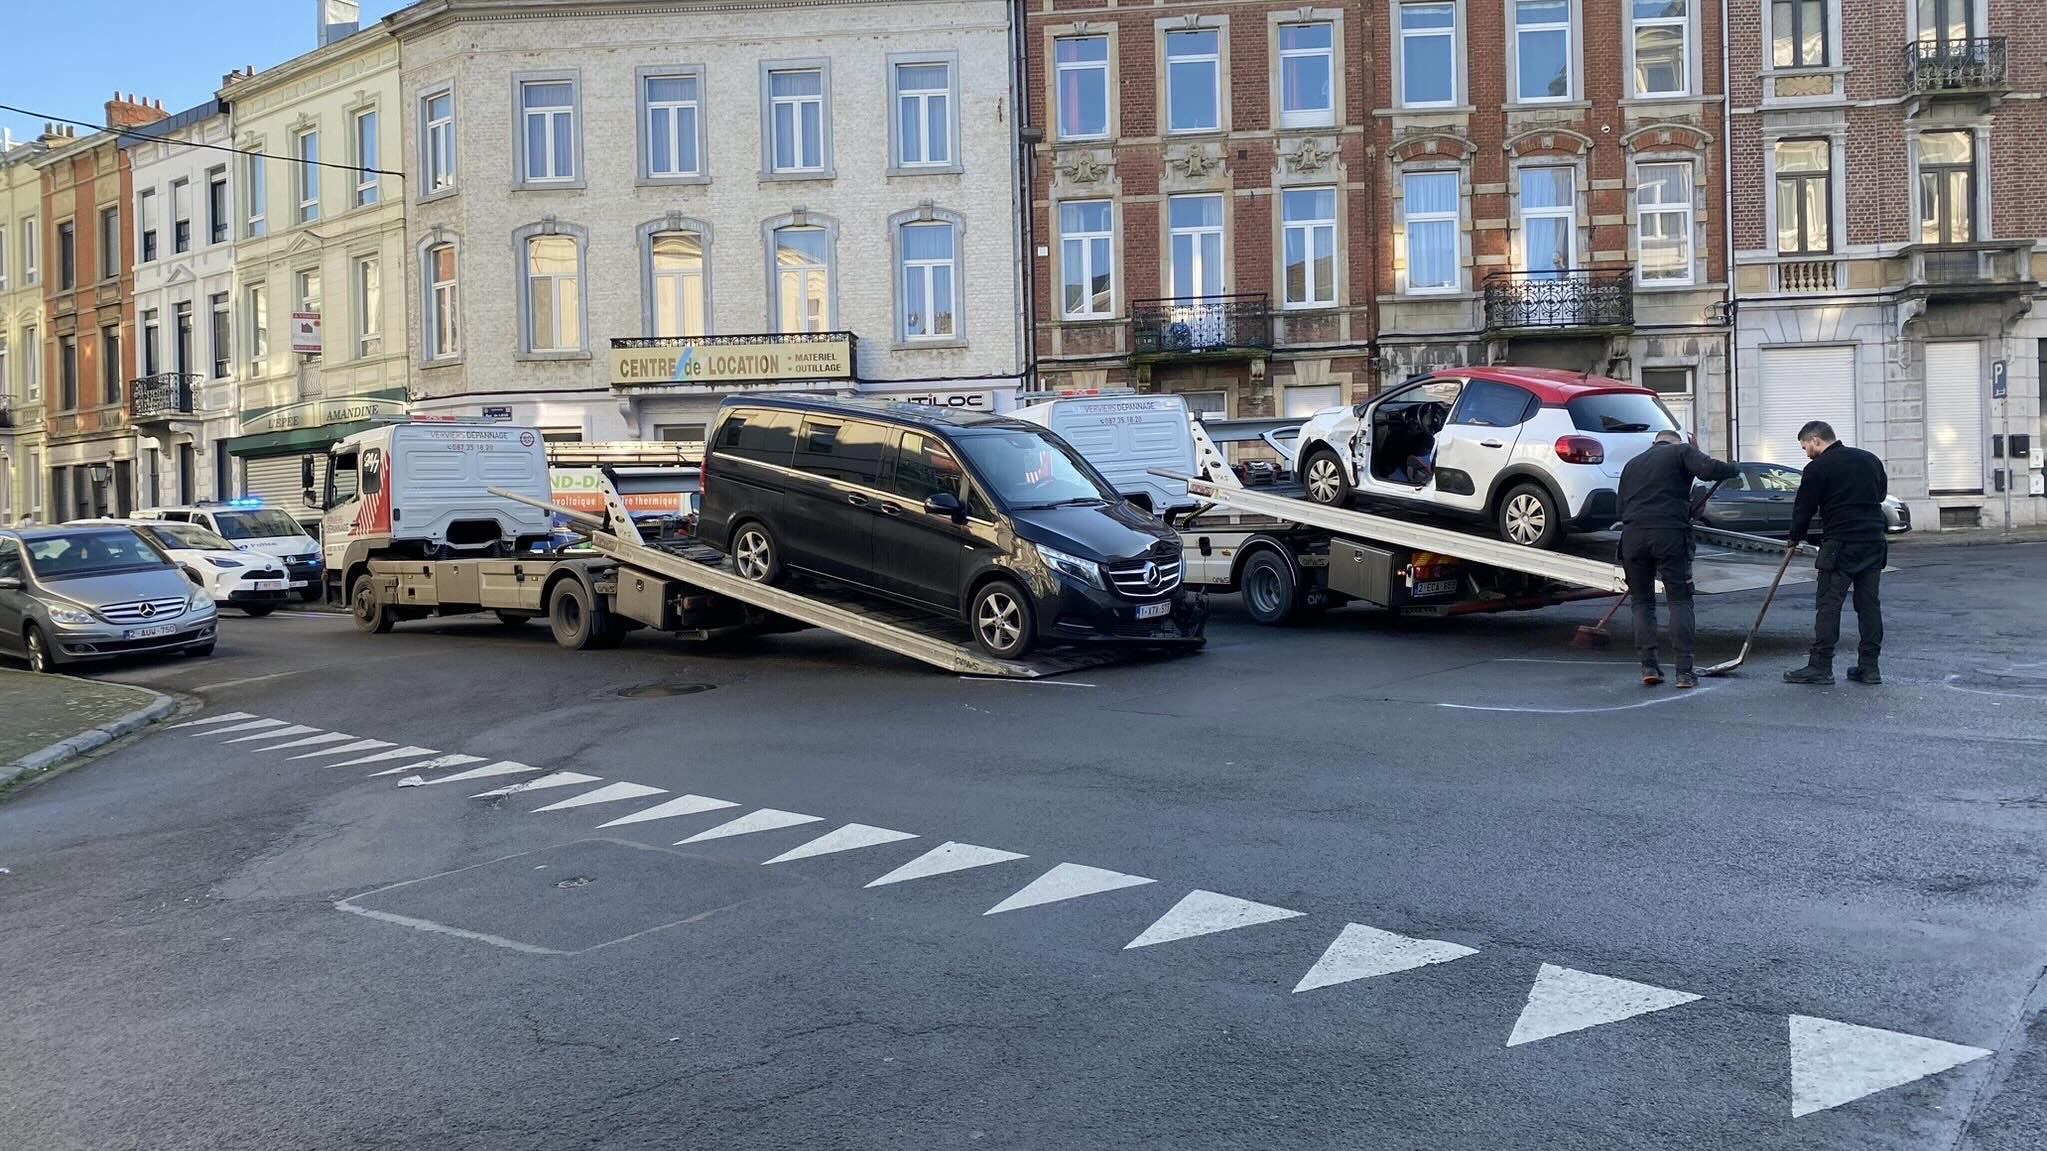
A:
351;576;396;635
1302;449;1352;506
24;624;57;673
969;579;1036;660
242;604;276;618
299;585;323;603
186;641;216;658
731;522;782;585
548;579;621;651
1239;550;1303;626
1497;483;1563;549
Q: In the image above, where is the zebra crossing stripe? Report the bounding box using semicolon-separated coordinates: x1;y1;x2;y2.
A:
222;724;321;745
472;771;601;798
372;754;484;778
330;745;438;768
197;718;289;737
266;732;358;752
289;739;394;761
165;711;257;730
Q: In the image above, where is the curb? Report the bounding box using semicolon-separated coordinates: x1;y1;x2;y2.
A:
1;689;179;789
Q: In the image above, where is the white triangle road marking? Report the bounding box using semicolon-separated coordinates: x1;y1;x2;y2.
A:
472;771;601;798
1505;963;1702;1047
677;808;822;844
533;781;666;813
1123;889;1303;949
865;841;1028;888
372;753;483;778
413;761;542;786
764;823;918;865
221;724;321;745
265;732;358;752
1292;923;1478;994
165;711;257;730
985;862;1153;915
331;745;438;768
597;794;739;828
290;739;394;761
1788;1015;1992;1118
196;718;289;737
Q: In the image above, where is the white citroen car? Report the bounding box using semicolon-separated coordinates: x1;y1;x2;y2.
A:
81;518;295;616
1290;366;1684;549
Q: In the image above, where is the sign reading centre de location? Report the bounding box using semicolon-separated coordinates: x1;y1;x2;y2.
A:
290;312;322;355
610;334;855;387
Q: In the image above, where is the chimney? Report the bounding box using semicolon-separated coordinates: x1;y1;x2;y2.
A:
316;0;361;48
105;92;167;132
37;122;69;146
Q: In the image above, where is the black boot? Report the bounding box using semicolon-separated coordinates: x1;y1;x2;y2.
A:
1783;664;1835;685
1640;659;1664;686
1846;665;1882;685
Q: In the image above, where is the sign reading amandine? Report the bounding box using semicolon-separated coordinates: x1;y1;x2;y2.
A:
611;334;855;387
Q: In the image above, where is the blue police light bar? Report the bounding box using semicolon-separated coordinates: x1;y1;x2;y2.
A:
228;497;266;509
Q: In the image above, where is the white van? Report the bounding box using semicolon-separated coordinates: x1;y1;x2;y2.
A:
133;500;325;601
1012;393;1197;514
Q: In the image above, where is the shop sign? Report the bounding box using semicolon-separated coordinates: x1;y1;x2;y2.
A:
610;335;854;387
898;391;995;411
240;394;409;437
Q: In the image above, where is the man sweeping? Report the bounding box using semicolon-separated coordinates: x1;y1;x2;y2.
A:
1616;431;1739;689
1781;421;1889;686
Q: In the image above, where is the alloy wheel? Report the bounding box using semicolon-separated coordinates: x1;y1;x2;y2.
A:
26;628;50;673
1306;459;1340;503
734;530;771;581
975;590;1024;653
1504;493;1547;545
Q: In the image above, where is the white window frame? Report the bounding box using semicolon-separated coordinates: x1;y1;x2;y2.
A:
762;63;831;177
21;325;38;401
420;87;456;197
244;153;266;237
1167;193;1226;299
425;242;460;362
209;292;231;380
354;255;382;359
170;178;191;253
1398;3;1459;109
1402;170;1461;294
295;129;320;224
768;222;836;334
21;215;37;285
352;108;380;207
648;231;708;339
1059;200;1115;320
0;226;7;292
245;285;267;365
1517;166;1579;273
1630;0;1690;97
1513;0;1574;104
1281;187;1338;308
639;67;706;183
1634;160;1695;286
296;268;322;359
1053;36;1111;142
98;205;120;281
206;166;229;245
514;223;588;357
890;56;958;172
137;188;159;264
1164;28;1222;135
897;218;960;343
1278;22;1336;129
515;73;583;187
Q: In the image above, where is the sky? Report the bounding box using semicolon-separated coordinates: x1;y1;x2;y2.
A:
0;1;412;146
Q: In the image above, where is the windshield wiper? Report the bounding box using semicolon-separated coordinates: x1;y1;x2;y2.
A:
1603;421;1653;433
1015;496;1105;509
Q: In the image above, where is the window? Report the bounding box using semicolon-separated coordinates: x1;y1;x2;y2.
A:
1404;171;1459;292
893;432;967;504
355;256;381;358
772;226;831;333
519;79;578;184
1282;188;1336;307
1059;200;1113;319
525;234;581;351
102;323;122;403
1452;380;1538;427
899;221;957;341
767;68;825;173
295;130;320;223
425;244;458;359
245;154;266;237
650;233;705;338
892;61;953;168
58;335;77;409
1774;139;1831;254
1279;23;1335;128
1400;4;1456;107
171;178;191;252
1518;167;1576;274
99;207;119;280
56;221;74;291
21;215;37;284
21;325;38;400
246;285;268;364
1165;29;1222;134
0;226;7;291
138;189;158;263
794;418;889;486
141;310;161;377
297;269;322;359
1168;195;1224;299
1515;0;1572;102
0;339;7;404
1054;37;1109;140
210;292;230;379
1632;0;1688;95
173;302;193;375
1635;162;1694;284
1918;0;1974;44
422;89;456;194
1642;366;1694;432
353;109;379;206
656;423;707;444
207;168;229;244
1918;131;1975;245
642;72;702;179
1771;0;1827;68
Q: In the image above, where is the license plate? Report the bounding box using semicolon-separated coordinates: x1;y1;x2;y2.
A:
126;624;178;640
1136;601;1172;620
251;580;287;591
288;580;309;588
1413;578;1460;598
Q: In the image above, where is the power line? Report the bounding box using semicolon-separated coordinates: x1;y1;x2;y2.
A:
0;102;407;179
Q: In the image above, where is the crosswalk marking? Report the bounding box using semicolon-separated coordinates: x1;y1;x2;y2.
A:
596;794;738;829
472;771;601;798
676;808;822;844
221;724;321;745
865;841;1028;888
1788;1015;1992;1118
1292;923;1478;994
533;781;666;813
984;862;1153;915
196;718;289;737
289;739;394;761
409;761;542;787
165;711;256;730
1505;964;1702;1048
370;754;484;778
763;823;918;865
1124;890;1304;950
330;745;438;768
265;732;358;752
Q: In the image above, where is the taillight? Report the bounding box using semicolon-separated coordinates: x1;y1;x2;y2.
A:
1553;436;1605;465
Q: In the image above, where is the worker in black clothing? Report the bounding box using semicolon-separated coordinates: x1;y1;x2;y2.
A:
1783;421;1890;686
1616;430;1739;689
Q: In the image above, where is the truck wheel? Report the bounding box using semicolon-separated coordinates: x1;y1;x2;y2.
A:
351;577;396;635
548;580;621;650
1302;449;1352;506
731;522;783;585
969;579;1037;659
1497;482;1563;549
1239;550;1303;626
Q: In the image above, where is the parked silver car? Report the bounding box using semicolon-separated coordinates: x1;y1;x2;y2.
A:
0;525;218;673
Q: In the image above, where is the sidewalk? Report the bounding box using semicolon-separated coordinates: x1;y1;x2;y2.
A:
0;670;176;789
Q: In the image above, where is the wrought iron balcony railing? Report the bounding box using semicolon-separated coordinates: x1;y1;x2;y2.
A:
1482;268;1634;333
1130;294;1273;359
129;372;198;420
0;404;14;429
1904;37;2008;94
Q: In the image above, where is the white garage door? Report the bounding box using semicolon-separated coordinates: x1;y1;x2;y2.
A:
242;454;333;520
1924;341;1984;493
1752;346;1856;466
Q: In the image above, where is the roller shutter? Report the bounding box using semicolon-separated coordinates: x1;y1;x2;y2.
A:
1751;346;1855;466
1924;341;1984;493
241;454;327;522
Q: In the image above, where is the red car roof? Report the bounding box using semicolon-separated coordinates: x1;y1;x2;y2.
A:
1432;365;1650;404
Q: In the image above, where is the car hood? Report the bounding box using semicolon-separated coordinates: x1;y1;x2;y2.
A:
36;569;194;610
234;536;319;558
1008;501;1179;563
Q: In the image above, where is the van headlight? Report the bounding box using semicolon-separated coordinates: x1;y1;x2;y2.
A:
1033;542;1104;590
47;604;96;626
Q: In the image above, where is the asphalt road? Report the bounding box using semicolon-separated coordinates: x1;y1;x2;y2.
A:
2;538;2044;1150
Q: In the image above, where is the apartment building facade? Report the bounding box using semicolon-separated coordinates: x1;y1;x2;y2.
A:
1025;0;1372;422
1728;0;2046;528
387;0;1025;444
1;133;49;523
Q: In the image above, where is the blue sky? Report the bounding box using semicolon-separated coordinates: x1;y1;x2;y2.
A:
1;1;412;146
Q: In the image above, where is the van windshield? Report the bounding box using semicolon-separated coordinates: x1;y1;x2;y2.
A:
25;529;175;580
212;510;305;540
954;430;1116;509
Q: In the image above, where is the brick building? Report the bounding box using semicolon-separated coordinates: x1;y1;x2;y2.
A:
1024;0;1373;422
1728;0;2046;529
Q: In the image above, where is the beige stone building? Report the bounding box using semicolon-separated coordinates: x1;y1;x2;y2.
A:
1;131;49;523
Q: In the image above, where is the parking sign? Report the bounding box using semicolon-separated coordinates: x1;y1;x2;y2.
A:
1991;359;2007;399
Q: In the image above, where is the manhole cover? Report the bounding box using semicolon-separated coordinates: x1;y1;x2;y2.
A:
616;682;717;699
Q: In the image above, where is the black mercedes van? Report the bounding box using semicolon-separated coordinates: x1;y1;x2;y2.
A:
697;397;1205;658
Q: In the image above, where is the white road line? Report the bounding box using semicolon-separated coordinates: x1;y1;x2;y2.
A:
676;808;822;844
192;671;305;692
411;761;542;787
221;724;322;745
866;841;1029;888
330;745;438;768
763;823;918;865
194;718;290;737
265;732;358;752
532;781;667;813
289;739;394;761
332;903;568;956
1788;1014;1993;1118
373;754;484;778
1123;889;1304;950
597;794;738;829
1505;963;1702;1048
984;862;1153;915
1440;685;1720;715
472;771;600;798
165;711;257;730
1292;923;1478;994
958;677;1098;688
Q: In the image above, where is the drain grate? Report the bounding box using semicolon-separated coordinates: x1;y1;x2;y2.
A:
616;682;717;699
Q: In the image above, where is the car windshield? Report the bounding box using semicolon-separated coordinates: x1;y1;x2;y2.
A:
1566;392;1678;435
149;522;236;551
24;529;175;580
954;430;1116;508
212;509;305;540
1751;465;1802;493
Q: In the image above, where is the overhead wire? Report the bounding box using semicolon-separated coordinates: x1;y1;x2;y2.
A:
0;101;407;179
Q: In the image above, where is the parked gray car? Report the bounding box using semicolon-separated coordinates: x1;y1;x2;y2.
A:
0;525;218;673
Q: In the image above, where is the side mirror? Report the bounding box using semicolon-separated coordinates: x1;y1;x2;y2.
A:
181;565;206;587
303;486;321;510
301;456;317;488
0;576;23;591
923;492;966;523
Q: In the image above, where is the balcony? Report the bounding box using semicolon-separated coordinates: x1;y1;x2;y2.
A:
1902;240;2037;302
1904;37;2008;95
1482;268;1634;335
129;372;198;431
1129;294;1273;362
